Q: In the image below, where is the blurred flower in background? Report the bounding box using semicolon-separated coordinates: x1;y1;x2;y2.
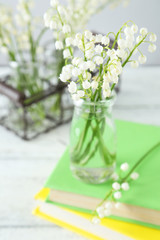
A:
44;0;129;48
0;0;73;140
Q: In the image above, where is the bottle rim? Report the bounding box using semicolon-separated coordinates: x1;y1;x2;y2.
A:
73;92;116;109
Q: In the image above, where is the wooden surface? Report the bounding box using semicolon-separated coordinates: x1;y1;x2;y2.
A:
0;66;160;240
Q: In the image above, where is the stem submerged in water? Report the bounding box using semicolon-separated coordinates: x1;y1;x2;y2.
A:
71;100;116;171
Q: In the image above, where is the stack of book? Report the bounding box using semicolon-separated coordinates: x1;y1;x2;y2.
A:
33;120;160;240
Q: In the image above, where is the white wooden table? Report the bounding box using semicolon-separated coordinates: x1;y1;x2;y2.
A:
0;66;160;240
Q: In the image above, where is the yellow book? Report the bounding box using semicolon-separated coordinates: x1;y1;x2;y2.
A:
33;188;160;240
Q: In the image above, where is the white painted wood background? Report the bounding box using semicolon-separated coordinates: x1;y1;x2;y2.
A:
0;66;160;240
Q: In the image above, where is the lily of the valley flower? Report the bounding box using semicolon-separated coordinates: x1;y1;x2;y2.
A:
58;22;156;101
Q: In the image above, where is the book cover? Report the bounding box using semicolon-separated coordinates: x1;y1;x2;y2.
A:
44;120;160;228
34;188;160;240
33;204;132;240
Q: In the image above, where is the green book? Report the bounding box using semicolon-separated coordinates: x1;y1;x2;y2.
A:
44;120;160;229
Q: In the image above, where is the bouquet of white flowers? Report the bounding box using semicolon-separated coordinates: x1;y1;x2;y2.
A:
59;23;156;101
58;21;157;184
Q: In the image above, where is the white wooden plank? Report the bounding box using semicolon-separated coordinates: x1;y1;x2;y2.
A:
0;228;86;240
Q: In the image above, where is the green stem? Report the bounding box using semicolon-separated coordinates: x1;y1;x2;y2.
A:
122;35;147;68
73;118;104;165
92;190;114;216
72;109;115;166
72;117;92;158
110;34;148;93
121;141;160;182
111;21;129;50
